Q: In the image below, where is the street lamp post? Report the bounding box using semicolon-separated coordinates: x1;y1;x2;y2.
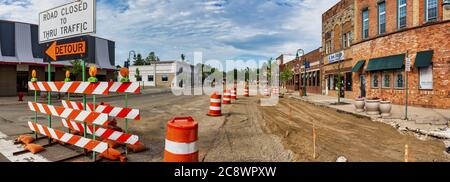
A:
296;49;306;96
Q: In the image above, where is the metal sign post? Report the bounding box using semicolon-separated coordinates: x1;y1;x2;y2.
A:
404;51;410;120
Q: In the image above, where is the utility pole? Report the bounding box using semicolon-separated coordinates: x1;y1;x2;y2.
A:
404;50;410;120
296;49;305;96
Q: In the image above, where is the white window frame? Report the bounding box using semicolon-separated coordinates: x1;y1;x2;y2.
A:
426;0;438;22
371;72;379;88
362;10;369;39
398;0;407;28
378;2;386;34
419;65;433;90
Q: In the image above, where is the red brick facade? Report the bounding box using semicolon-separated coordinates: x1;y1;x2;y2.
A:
350;0;450;108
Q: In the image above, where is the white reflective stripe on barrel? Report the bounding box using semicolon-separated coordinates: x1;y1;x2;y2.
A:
210;99;221;103
209;106;221;110
165;139;198;154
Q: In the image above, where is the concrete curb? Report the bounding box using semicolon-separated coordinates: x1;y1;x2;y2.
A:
288;95;373;120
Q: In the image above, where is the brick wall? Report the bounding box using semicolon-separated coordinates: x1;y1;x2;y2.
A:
351;22;450;108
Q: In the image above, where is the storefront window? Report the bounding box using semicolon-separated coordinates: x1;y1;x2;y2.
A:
317;71;321;86
371;73;379;88
382;71;391;88
147;75;154;82
330;75;335;90
419;65;433;89
162;74;169;82
345;72;352;91
394;70;404;89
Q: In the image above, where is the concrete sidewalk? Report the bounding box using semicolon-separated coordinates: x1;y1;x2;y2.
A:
287;93;450;140
0;87;172;106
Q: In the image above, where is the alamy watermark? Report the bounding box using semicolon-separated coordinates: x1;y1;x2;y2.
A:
170;52;280;106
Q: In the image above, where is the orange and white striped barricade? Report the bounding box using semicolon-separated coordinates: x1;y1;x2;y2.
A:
207;92;222;117
28;121;108;154
109;82;141;94
222;90;231;104
230;88;237;100
61;100;141;120
164;117;198;162
61;119;140;145
28;81;112;95
28;102;109;126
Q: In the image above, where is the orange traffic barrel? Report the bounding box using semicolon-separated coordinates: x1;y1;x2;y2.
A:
264;87;270;96
230;88;237;100
244;85;249;97
164;117;198;162
223;90;231;104
207;92;222;116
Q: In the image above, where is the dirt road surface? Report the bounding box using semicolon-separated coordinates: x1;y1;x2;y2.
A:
259;97;450;162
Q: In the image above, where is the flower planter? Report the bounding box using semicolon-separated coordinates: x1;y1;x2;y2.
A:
354;98;365;112
379;101;392;117
365;99;380;115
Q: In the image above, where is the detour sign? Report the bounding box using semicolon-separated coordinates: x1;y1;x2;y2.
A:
45;41;86;61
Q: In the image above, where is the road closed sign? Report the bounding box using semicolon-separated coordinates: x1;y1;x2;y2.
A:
39;0;96;43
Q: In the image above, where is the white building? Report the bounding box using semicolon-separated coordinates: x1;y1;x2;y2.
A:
126;61;201;88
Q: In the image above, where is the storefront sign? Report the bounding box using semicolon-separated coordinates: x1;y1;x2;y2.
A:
328;51;345;64
39;0;96;43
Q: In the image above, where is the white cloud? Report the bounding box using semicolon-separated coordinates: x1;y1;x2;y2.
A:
0;0;340;67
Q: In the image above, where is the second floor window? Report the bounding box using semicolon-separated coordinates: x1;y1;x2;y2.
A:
398;0;407;29
362;10;369;39
378;2;386;34
426;0;438;22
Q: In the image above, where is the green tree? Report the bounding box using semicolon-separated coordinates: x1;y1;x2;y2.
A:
145;52;157;64
280;65;293;89
67;59;82;81
135;68;142;81
133;53;145;65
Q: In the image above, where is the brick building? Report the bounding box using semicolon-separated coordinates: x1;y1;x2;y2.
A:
0;20;116;97
349;0;450;108
280;48;323;94
321;0;356;98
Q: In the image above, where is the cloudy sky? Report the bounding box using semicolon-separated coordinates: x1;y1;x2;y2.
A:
0;0;339;66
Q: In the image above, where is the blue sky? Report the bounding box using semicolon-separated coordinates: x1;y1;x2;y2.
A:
0;0;339;66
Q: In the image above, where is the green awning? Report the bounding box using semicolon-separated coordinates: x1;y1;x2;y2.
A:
414;50;433;68
366;54;405;72
351;60;365;72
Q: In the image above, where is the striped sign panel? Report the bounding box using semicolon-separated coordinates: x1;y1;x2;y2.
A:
28;82;111;95
28;102;109;125
28;121;108;154
61;100;140;120
109;82;140;94
62;119;140;145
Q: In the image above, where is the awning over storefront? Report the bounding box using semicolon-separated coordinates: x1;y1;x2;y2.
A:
351;60;365;72
366;54;405;71
414;50;433;68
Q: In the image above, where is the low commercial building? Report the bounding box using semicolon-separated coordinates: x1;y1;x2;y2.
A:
280;48;323;95
128;61;199;88
350;0;450;108
0;20;116;97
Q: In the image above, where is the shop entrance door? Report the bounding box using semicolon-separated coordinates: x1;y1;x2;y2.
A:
295;74;300;91
17;71;29;92
360;74;366;97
